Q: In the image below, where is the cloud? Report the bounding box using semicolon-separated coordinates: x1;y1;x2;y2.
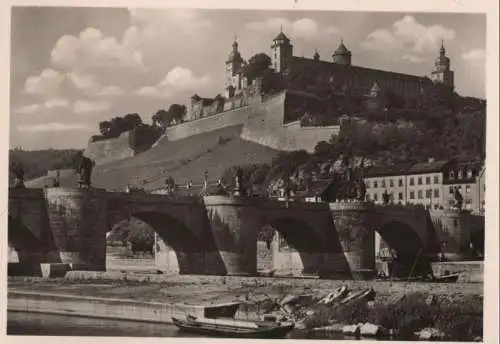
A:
66;70;125;96
15;97;69;114
127;9;212;38
73;100;111;113
51;27;146;73
44;97;70;109
361;15;456;58
135;67;210;98
23;68;66;95
401;54;425;63
245;17;340;41
15;104;42;114
17;122;92;132
94;85;125;97
67;70;101;90
461;48;485;62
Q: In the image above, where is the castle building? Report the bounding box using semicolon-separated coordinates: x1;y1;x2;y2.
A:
430;41;455;87
224;29;455;102
189;29;456;123
271;29;294;73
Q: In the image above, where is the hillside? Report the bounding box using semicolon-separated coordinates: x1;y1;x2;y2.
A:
90;124;281;191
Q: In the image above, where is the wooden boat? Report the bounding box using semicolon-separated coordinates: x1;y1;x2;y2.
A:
318;285;349;305
341;288;376;305
172;314;295;338
432;272;460;283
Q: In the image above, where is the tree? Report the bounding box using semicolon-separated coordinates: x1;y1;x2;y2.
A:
127;223;155;254
123;113;142;131
153;104;187;127
99;120;113;136
242;53;272;83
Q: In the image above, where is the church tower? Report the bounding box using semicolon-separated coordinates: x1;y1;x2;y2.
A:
271;28;293;73
431;41;454;88
332;39;352;66
225;38;243;92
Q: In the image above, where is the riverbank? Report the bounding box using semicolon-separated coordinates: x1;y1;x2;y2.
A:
8;274;483;340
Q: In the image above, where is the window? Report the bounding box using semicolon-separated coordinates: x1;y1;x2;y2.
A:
374;181;378;188
418;177;423;185
466;185;471;193
418;190;423;199
434;189;440;198
434;204;439;210
458;169;463;179
389;179;394;187
434;175;440;184
366;181;371;188
410;177;415;186
449;186;454;194
409;191;415;199
398;179;403;187
398;192;403;200
425;176;431;185
467;169;473;178
425;189;432;198
381;180;386;188
449;171;455;179
373;193;378;201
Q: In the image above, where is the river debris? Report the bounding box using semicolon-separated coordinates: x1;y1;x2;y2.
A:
415;327;446;340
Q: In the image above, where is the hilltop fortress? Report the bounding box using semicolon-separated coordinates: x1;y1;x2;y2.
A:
85;29;455;165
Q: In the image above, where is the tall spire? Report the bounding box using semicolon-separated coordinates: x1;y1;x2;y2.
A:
440;39;445;55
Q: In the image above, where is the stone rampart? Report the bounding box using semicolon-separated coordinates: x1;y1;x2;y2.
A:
165;106;252;141
161;91;340;153
84;131;135;166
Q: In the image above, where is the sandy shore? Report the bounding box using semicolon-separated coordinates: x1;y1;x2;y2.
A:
8;273;483;306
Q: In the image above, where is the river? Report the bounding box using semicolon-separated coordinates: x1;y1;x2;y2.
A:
7;311;343;339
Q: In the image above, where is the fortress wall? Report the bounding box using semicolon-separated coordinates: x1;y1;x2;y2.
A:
165;106;252;141
84;131;135;166
241;91;341;152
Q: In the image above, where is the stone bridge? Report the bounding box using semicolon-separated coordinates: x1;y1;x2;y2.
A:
8;187;481;279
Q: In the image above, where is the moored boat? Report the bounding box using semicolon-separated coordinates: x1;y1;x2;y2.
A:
172;314;295;338
432;272;460;283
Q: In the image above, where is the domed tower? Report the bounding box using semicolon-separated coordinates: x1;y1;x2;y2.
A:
226;38;244;91
332;38;352;66
431;40;454;88
271;27;293;73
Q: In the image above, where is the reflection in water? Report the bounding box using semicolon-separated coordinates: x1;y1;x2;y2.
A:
9;311;339;339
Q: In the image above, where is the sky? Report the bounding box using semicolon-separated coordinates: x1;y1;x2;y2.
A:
9;7;486;150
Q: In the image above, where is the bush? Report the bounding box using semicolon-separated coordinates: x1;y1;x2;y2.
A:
302;292;482;341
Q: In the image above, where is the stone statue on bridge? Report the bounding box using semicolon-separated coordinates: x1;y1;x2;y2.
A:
10;162;26;188
452;186;463;210
77;156;95;189
234;167;246;196
382;189;390;205
355;179;367;201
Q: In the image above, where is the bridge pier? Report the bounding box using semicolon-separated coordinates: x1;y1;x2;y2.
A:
330;202;376;280
204;196;261;276
45;188;108;271
430;210;476;261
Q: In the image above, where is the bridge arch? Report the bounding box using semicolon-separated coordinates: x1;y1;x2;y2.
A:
260;217;327;277
376;221;433;278
108;211;208;275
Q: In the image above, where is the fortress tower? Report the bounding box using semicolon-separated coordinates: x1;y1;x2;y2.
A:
271;28;293;73
431;41;454;88
225;38;244;97
332;39;352;66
